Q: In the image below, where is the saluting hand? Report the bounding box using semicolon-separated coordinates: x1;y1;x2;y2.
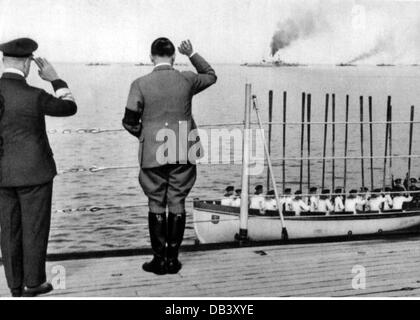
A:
34;58;59;82
178;40;194;57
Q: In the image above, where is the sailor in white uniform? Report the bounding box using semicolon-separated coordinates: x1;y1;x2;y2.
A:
291;190;310;216
333;188;345;212
264;190;278;211
231;189;241;207
308;187;319;212
221;186;235;206
250;185;265;211
318;189;334;214
392;190;413;210
356;187;370;212
283;188;293;212
367;189;386;212
383;187;393;211
345;189;366;214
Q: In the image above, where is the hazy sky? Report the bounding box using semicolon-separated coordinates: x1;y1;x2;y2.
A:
0;0;287;63
1;0;419;64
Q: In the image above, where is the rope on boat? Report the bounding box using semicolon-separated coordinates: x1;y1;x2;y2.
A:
58;165;138;174
53;203;150;214
45;120;420;135
49;217;241;232
56;155;420;176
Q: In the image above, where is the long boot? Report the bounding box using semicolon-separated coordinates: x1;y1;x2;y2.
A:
143;212;167;275
167;212;186;274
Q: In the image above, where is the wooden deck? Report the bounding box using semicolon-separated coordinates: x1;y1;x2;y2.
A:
2;235;420;297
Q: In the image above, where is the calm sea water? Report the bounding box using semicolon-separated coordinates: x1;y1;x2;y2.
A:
17;63;420;253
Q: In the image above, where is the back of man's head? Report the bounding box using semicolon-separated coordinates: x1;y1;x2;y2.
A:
2;56;31;77
151;38;175;57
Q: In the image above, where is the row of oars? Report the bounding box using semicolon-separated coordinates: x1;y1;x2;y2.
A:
265;91;416;193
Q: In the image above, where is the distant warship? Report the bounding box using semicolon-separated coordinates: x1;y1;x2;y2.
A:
134;62;188;67
86;63;111;66
241;59;303;67
336;63;357;67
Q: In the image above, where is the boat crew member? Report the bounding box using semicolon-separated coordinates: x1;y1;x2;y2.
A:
406;178;420;200
318;189;334;214
264;190;277;211
250;185;265;210
291;190;310;216
122;38;217;275
308;187;319;212
284;188;293;212
409;184;420;201
402;174;417;190
333;188;345;212
392;190;413;210
221;186;235;206
357;187;370;212
231;188;242;207
392;177;406;192
383;187;393;211
367;189;386;212
345;189;366;214
0;38;77;297
408;178;420;189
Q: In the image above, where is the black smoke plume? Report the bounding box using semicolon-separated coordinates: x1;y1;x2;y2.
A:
270;10;319;57
345;37;390;64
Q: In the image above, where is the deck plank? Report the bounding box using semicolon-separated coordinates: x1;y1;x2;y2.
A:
2;236;420;297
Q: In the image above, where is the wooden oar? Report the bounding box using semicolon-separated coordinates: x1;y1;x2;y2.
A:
238;83;252;241
383;99;391;188
344;95;349;192
369;97;374;190
282;91;287;193
267;90;273;192
408;105;415;188
360;96;365;190
332;94;336;191
322;94;329;190
307;94;312;191
389;103;393;177
299;92;306;191
252;95;288;240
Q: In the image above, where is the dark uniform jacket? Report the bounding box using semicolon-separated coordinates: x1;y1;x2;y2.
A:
0;72;77;187
124;54;217;169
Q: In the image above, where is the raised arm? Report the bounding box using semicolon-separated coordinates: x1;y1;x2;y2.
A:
178;40;217;94
122;80;144;138
35;58;77;117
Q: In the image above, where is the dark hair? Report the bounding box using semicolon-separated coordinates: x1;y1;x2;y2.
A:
151;38;175;57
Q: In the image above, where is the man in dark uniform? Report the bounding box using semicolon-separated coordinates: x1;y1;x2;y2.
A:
122;38;216;275
0;38;77;297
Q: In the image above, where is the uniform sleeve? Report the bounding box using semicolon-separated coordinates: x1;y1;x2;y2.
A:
327;200;334;211
405;196;413;202
122;81;144;138
300;201;310;211
126;81;144;112
184;53;217;95
0;89;4;119
38;79;77;117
